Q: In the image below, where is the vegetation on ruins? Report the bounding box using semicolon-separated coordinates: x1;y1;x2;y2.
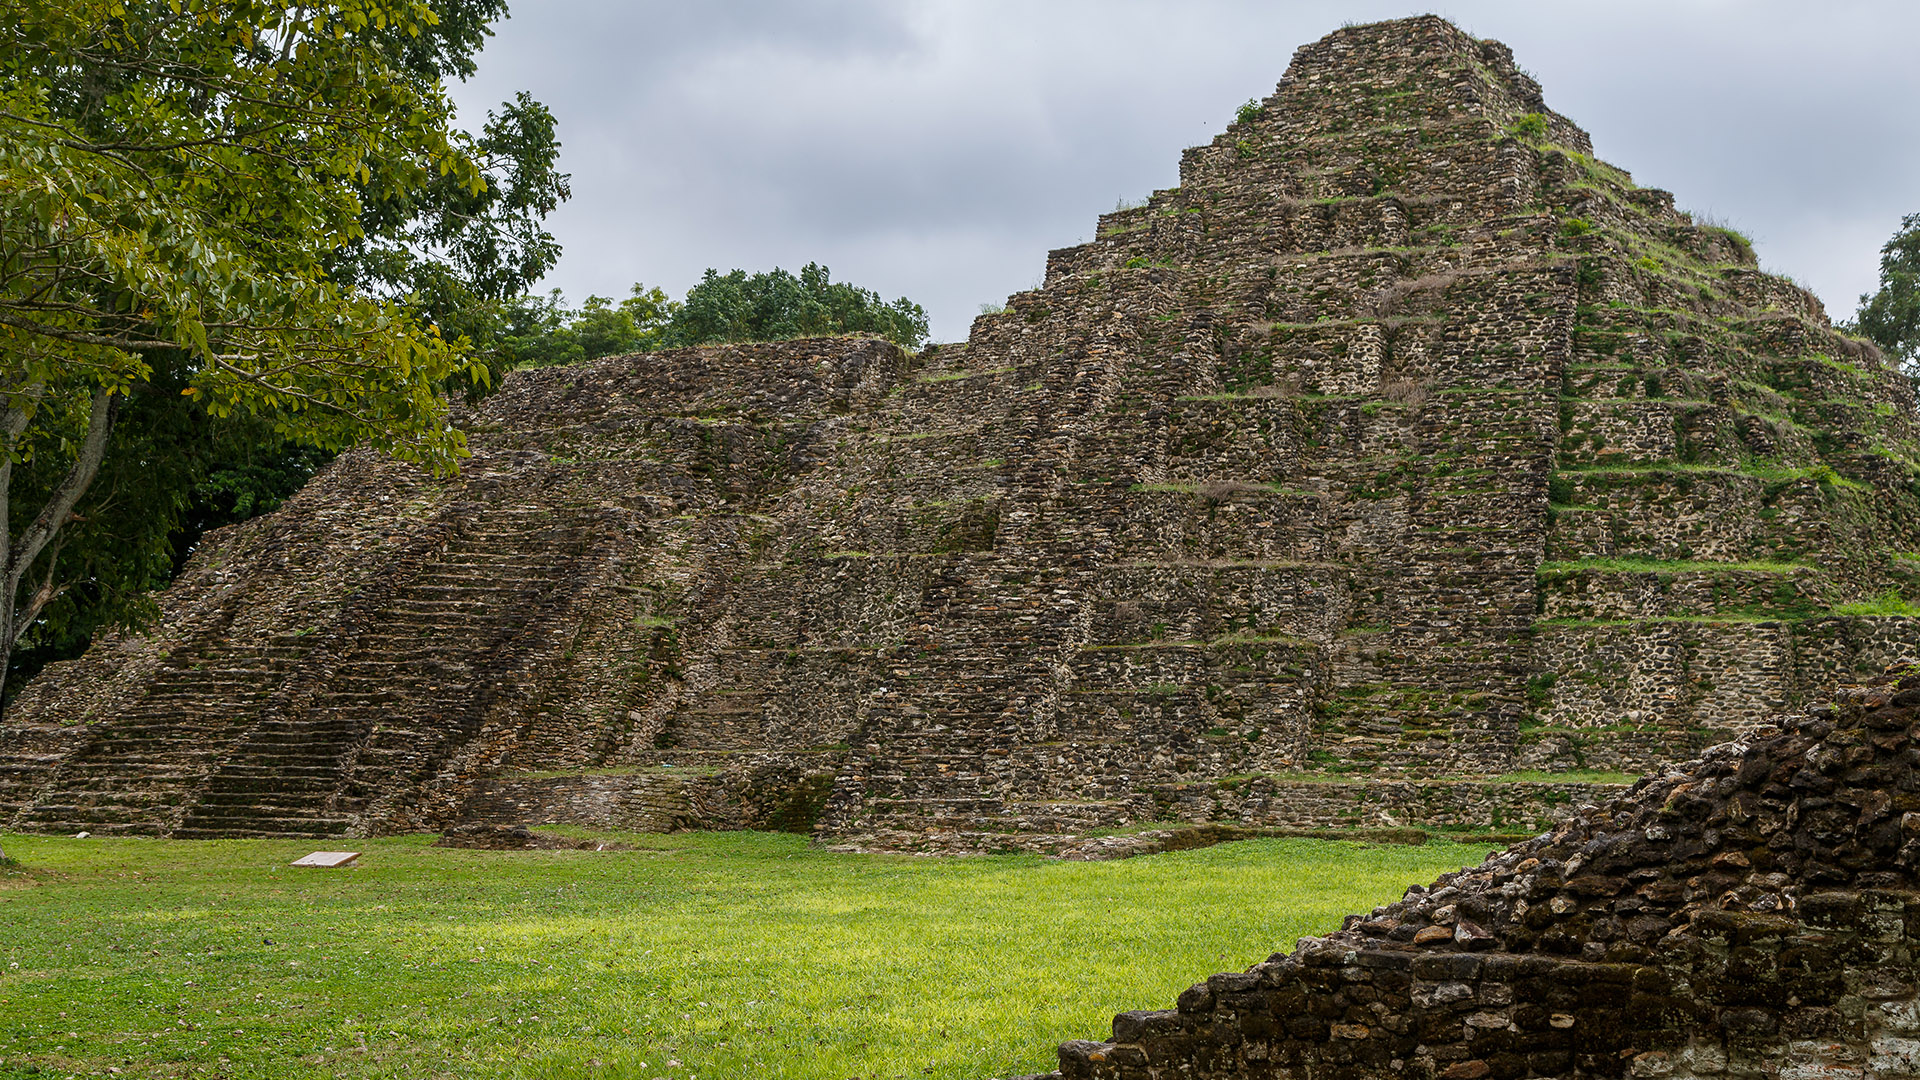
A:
1847;212;1920;375
0;831;1485;1079
0;1;566;699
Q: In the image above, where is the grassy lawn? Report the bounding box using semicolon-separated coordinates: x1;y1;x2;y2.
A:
0;831;1490;1080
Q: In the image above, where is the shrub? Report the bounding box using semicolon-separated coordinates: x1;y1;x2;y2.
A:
1508;112;1549;140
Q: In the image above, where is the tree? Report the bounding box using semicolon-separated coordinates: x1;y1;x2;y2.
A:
0;2;570;697
0;1;506;708
662;263;929;350
572;285;676;360
338;86;570;389
477;283;677;372
4;359;332;699
1851;212;1920;375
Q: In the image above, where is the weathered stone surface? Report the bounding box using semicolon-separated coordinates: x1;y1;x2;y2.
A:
3;14;1919;845
1015;664;1920;1079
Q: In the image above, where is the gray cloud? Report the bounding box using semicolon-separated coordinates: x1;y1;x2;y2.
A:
451;0;1920;341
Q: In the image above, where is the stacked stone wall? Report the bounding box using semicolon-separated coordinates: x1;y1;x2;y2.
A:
1012;668;1920;1080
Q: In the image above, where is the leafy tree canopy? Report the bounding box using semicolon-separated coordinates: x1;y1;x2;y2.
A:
496;265;928;374
0;0;553;698
662;263;929;350
492;284;677;370
1851;212;1920;374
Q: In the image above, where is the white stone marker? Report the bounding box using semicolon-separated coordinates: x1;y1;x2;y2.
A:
290;851;360;868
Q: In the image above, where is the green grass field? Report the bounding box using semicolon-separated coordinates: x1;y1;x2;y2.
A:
0;831;1491;1080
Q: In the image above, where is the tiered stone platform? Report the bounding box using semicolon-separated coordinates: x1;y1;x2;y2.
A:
5;15;1918;845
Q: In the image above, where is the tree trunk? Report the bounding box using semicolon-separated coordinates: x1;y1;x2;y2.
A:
0;385;119;710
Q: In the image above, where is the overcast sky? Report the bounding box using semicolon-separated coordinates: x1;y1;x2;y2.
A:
449;1;1920;344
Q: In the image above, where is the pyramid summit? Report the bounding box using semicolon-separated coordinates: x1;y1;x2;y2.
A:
5;15;1918;846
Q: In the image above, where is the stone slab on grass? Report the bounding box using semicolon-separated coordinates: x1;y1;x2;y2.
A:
289;851;360;868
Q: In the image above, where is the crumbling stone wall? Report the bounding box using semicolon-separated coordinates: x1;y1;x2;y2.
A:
4;15;1919;844
1016;666;1920;1080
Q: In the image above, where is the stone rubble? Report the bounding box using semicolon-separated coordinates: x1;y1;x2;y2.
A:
1003;664;1920;1079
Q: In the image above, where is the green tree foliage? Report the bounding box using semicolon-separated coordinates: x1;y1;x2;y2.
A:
491;284;677;370
491;266;927;374
327;1;570;392
6;360;329;687
3;2;567;700
1851;213;1920;374
662;263;929;350
575;286;677;360
341;86;569;390
0;1;527;703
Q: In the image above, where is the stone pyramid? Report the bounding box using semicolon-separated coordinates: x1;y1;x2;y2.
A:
4;15;1918;845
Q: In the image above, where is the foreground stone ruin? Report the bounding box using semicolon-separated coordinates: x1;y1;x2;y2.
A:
3;16;1918;846
1019;666;1920;1080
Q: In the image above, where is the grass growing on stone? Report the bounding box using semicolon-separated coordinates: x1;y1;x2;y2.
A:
1536;557;1806;575
0;832;1489;1080
1484;769;1638;785
1834;591;1920;617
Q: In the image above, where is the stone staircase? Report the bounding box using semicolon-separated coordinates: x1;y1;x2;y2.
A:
4;505;609;839
173;507;602;837
10;638;307;835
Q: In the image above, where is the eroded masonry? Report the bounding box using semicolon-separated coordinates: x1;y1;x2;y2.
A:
4;16;1919;845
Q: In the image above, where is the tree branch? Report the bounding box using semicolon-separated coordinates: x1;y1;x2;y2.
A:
0;312;182;352
11;536;65;645
8;386;118;604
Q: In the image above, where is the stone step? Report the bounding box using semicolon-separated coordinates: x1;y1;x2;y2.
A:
17;803;179;825
191;775;340;795
239;730;363;746
39;764;207;781
171;817;354;839
213;764;349;780
188;791;339;812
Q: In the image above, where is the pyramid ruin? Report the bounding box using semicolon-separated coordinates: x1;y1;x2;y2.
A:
4;16;1919;846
